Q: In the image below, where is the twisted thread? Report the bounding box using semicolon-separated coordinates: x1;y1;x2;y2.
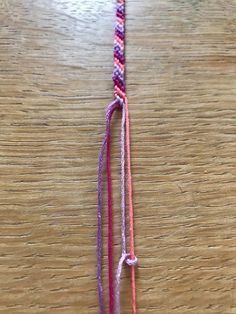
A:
97;99;122;314
107;111;114;314
113;1;137;314
97;0;137;313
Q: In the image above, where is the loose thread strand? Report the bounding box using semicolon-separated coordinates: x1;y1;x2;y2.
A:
113;0;138;313
115;104;126;314
97;99;121;314
107;129;114;314
125;97;137;314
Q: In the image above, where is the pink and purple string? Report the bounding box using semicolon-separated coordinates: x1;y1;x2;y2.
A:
97;0;138;313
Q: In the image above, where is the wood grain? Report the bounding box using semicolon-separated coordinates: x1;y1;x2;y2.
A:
0;0;236;313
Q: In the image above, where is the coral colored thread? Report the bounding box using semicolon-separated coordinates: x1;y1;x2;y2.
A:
113;0;137;313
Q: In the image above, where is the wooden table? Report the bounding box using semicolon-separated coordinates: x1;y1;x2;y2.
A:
0;0;236;313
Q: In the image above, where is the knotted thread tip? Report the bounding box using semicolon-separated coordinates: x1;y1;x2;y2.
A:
125;254;138;267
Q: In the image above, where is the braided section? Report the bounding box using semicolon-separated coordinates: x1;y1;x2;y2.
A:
113;0;126;105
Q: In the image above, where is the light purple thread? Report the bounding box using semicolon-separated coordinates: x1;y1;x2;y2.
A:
97;99;122;314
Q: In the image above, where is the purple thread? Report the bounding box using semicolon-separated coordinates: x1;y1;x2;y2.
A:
97;99;122;314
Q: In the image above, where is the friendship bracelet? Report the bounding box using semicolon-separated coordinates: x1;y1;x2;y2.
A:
97;1;137;313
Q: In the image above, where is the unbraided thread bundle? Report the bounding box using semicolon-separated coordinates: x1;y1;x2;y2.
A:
97;0;137;313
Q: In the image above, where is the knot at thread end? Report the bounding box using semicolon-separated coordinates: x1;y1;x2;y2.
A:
125;254;138;267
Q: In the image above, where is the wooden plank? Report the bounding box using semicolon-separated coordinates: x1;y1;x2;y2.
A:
0;0;235;313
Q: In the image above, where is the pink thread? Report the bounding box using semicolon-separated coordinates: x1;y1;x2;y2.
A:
107;126;114;314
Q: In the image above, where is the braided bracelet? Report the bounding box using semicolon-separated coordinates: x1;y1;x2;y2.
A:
97;1;137;313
